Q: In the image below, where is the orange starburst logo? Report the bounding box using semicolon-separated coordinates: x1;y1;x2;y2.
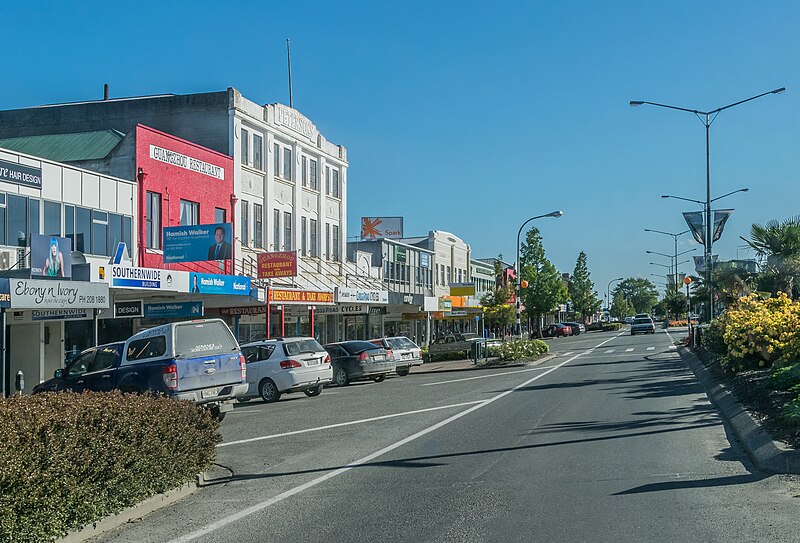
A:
361;217;383;240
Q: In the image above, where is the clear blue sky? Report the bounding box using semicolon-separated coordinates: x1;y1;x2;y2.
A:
3;1;799;301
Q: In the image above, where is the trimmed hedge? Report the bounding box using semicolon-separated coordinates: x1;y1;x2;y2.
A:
602;323;622;332
488;339;549;361
0;392;221;543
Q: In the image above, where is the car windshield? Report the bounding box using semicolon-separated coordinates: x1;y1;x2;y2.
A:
388;338;417;350
341;341;380;355
284;339;325;355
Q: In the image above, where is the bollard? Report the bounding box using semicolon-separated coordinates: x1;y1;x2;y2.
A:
15;371;24;395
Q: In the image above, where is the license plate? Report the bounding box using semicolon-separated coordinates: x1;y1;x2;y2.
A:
306;358;320;365
402;353;411;359
373;355;385;362
202;388;219;398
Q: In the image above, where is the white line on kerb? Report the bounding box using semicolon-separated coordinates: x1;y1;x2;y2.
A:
168;331;625;543
419;365;558;387
218;400;486;448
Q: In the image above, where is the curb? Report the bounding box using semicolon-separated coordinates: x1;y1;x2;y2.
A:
58;478;201;543
678;346;800;474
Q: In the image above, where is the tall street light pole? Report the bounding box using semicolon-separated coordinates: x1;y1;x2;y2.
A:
607;277;623;319
631;87;785;321
645;229;690;293
516;210;563;336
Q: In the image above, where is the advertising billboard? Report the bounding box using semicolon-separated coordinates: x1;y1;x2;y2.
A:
9;279;109;309
30;234;72;278
107;265;189;291
360;217;403;240
143;301;203;319
163;223;233;263
189;273;251;296
257;251;298;278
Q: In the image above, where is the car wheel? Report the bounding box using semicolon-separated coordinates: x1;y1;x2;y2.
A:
259;379;281;403
396;366;411;377
215;412;226;422
630;332;635;336
333;366;350;387
303;385;324;397
372;374;386;383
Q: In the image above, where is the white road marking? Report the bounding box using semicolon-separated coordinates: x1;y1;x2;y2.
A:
625;348;634;352
169;330;627;543
561;352;574;356
604;349;615;353
668;345;677;350
419;365;558;387
218;400;486;448
647;347;655;351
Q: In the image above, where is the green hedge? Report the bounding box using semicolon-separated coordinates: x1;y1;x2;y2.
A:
0;392;221;543
488;339;549;361
602;323;622;331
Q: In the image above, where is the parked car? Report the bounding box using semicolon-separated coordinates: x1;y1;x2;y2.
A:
544;323;572;337
634;313;651;320
429;332;480;359
33;319;248;420
624;316;635;324
631;316;656;335
561;322;586;335
324;341;396;386
239;337;332;403
369;336;422;376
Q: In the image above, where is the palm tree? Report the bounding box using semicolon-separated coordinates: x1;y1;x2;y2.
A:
744;216;800;297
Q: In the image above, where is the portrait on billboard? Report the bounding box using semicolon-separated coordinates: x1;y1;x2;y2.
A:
207;226;232;260
30;234;72;278
163;223;233;263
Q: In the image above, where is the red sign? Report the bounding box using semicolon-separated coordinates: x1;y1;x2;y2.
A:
269;289;334;305
257;251;298;278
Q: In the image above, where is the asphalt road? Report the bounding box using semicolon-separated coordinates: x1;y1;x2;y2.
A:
94;329;800;543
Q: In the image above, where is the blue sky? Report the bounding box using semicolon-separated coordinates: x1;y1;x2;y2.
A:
3;1;799;302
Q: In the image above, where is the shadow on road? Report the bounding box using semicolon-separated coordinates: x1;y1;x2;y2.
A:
612;472;768;495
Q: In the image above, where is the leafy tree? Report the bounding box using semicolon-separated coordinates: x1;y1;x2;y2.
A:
568;251;601;323
481;257;516;331
611;291;634;320
656;291;688;320
743;216;800;297
612;278;658;314
519;227;568;337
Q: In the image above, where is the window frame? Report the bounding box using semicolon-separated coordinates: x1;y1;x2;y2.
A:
252;133;263;170
145;191;161;249
240;199;249;247
253;203;263;249
241;128;249;166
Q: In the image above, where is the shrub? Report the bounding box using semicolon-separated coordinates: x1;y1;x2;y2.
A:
0;392;221;543
700;319;727;355
488;339;549;361
769;363;800;391
602;323;622;332
780;396;800;429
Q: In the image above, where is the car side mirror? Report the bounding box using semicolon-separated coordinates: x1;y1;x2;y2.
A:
54;368;64;379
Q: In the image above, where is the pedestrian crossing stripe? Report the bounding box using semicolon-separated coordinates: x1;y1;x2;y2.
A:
668;345;677;350
625;348;634;352
647;347;655;351
604;349;614;353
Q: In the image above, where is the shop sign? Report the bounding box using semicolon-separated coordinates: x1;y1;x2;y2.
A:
423;296;438;312
401;312;427;321
30;234;72;278
360;216;404;240
0;158;42;189
219;305;268;316
269;289;335;305
189;273;251;296
32;309;88;321
336;287;388;304
368;306;386;315
9;279;109;309
438;298;452;312
108;265;190;291
257;251;298;278
114;300;143;318
419;253;431;269
395;245;407;264
449;283;476;296
315;304;369;315
449;310;468;317
149;144;225;180
143;301;203;319
0;279;10;308
163;223;233;263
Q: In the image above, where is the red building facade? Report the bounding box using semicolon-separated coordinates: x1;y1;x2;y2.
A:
134;125;235;273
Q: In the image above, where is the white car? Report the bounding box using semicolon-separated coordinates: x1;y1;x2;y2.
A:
240;337;332;402
369;336;423;376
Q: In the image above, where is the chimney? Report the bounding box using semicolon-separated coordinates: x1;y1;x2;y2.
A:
103;83;109;101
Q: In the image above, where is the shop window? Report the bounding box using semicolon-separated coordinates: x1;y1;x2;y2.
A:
92;211;108;256
325;223;331;260
273;209;280;250
253;134;263;170
28;199;40;241
301;156;307;187
122;216;132;253
215;208;226;224
309;219;318;257
332;225;339;261
331;169;340;198
6;194;26;247
108;213;122;255
241;128;249;166
75;207;91;254
145;192;161;249
44;201;61;237
254;204;263;248
240;200;249;246
273;143;280;176
284;212;292;251
301;217;307;256
309;159;318;190
283;147;292;179
179;200;199;226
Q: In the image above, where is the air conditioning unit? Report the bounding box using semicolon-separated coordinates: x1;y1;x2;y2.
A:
0;250;12;270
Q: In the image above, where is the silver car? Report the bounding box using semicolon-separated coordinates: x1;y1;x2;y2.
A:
369;336;423;376
631;317;656;335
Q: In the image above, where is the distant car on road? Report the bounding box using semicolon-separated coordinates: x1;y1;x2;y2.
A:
240;337;332;403
561;322;586;335
369;336;422;376
544;323;572;337
631;316;656;335
33;319;248;420
324;341;396;386
624;316;635;324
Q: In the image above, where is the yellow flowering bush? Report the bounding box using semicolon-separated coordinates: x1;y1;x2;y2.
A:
720;293;800;370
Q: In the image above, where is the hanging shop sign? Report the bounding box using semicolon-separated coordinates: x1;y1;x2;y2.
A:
0;158;42;189
143;301;203;319
189;273;251;296
31;309;89;321
163;223;233;263
335;287;389;304
114;300;143;318
257;251;298;278
419;253;431;269
8;279;109;309
438;298;452;312
219;305;269;317
449;283;476;296
269;289;335;305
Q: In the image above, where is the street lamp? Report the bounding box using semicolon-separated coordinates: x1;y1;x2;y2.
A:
515;210;563;336
631;87;784;321
645;228;690;293
607;277;623;318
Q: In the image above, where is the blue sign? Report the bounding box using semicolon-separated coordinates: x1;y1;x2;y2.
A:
189;273;251;296
143;301;203;319
419;253;430;269
163;223;233;263
0;279;10;308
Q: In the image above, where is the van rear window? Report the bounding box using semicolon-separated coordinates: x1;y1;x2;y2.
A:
175;321;238;358
284;339;325;356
